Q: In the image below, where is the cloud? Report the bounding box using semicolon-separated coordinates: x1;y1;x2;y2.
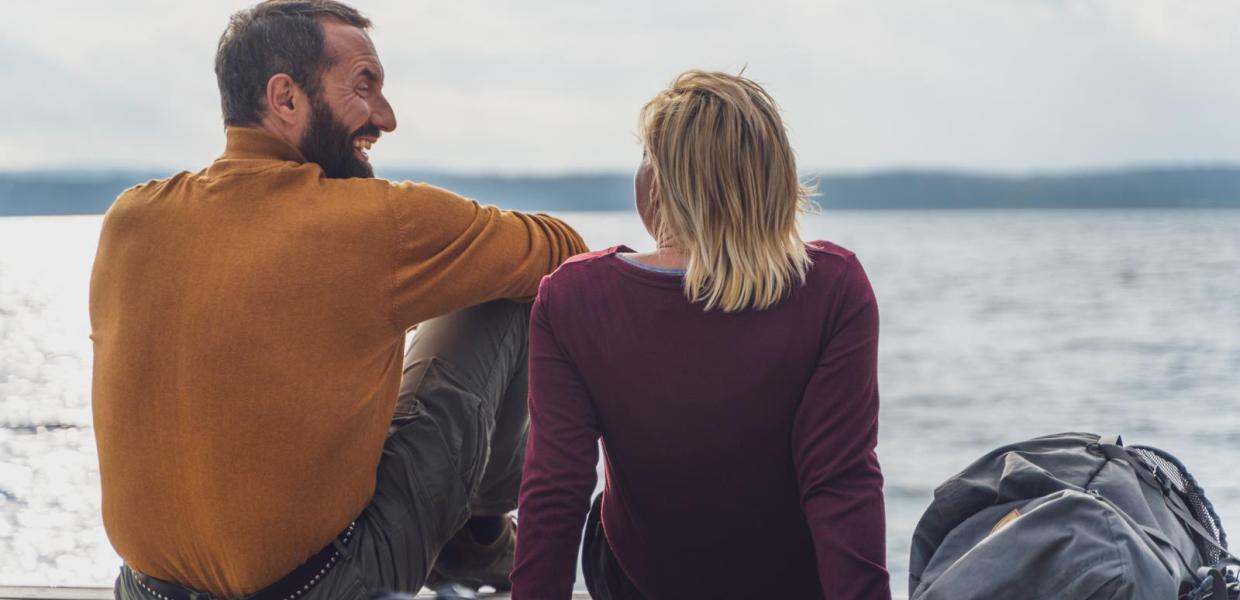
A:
1;1;1237;172
1064;0;1240;53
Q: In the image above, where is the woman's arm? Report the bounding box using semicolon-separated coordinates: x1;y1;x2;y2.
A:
792;255;891;599
510;276;601;599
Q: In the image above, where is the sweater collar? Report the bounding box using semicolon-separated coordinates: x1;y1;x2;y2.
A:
220;126;308;163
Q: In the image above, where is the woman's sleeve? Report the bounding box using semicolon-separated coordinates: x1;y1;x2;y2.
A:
510;276;601;599
791;255;891;599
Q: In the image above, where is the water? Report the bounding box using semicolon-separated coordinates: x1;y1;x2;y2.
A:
2;210;1239;594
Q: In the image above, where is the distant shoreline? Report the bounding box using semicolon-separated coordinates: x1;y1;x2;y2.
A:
3;166;1239;216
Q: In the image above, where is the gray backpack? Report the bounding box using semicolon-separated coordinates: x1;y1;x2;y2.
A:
909;432;1238;600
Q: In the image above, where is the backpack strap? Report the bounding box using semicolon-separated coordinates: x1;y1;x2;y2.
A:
1168;495;1240;566
1096;435;1168;490
1096;434;1136;466
1195;567;1228;600
1096;435;1240;568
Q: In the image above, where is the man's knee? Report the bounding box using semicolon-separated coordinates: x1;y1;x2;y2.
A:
458;299;532;333
398;300;529;414
414;300;529;343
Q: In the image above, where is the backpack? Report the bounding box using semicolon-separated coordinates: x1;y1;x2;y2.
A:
908;432;1239;600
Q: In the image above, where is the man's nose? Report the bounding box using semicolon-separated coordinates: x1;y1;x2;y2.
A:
372;94;397;133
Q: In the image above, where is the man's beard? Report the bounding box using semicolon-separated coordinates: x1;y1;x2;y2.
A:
299;97;379;179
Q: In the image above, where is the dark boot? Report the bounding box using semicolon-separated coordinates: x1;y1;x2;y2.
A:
427;514;517;592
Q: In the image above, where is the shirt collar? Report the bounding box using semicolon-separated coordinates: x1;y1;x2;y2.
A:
220;126;308;163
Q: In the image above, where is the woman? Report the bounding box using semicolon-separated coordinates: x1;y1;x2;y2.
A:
511;71;889;600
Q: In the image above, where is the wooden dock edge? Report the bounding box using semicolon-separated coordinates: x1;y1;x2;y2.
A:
0;587;552;600
0;586;907;599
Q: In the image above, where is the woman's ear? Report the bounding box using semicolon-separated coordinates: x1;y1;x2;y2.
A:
646;173;671;246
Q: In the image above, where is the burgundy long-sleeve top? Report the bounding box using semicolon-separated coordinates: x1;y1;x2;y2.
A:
512;241;889;600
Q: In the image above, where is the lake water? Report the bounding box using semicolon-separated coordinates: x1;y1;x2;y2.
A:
1;210;1238;594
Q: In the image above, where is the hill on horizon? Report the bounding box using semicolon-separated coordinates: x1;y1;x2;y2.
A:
1;165;1239;216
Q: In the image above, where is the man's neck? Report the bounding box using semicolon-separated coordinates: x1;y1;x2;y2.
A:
255;116;303;152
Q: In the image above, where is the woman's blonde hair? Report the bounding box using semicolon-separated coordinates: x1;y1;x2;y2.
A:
639;70;813;312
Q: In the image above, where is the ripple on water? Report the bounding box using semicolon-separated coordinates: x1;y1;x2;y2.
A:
2;211;1240;594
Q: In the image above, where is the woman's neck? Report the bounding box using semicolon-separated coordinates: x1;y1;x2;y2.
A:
624;245;689;270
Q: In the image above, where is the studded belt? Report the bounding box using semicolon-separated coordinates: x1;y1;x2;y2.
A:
128;521;358;600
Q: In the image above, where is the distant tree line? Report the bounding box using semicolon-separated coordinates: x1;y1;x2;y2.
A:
813;167;1240;209
2;166;1238;216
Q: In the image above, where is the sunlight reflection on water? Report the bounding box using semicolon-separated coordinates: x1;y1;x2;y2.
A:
1;210;1238;593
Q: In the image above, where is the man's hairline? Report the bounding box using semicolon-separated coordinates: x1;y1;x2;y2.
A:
314;15;376;74
237;15;373;125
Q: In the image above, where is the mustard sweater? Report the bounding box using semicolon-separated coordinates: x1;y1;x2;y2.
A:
89;127;586;597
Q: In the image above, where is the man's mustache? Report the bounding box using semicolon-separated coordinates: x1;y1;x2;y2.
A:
352;125;382;140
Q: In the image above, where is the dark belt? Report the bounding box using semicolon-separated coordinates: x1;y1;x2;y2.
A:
127;521;357;600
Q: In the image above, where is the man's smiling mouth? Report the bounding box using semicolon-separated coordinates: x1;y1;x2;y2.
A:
353;137;376;160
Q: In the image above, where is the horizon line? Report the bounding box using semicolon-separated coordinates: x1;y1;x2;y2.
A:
3;160;1240;180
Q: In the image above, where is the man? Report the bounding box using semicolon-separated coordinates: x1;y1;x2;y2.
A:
90;2;586;599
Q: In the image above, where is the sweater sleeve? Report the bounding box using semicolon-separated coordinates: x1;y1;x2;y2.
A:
510;276;601;599
384;181;587;329
791;255;890;599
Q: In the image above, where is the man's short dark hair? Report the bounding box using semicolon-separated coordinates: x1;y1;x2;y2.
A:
215;0;371;127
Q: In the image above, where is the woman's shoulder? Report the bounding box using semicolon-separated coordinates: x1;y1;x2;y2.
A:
805;239;856;262
552;244;629;273
804;239;863;274
803;239;873;296
539;245;630;291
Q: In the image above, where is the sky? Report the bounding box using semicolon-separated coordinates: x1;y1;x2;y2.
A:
1;0;1238;174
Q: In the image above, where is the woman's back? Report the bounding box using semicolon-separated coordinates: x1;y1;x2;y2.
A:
512;69;888;600
514;241;886;599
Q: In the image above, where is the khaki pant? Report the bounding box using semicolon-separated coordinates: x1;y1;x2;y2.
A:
116;300;531;599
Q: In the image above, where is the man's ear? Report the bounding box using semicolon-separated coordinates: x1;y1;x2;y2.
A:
264;73;302;126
